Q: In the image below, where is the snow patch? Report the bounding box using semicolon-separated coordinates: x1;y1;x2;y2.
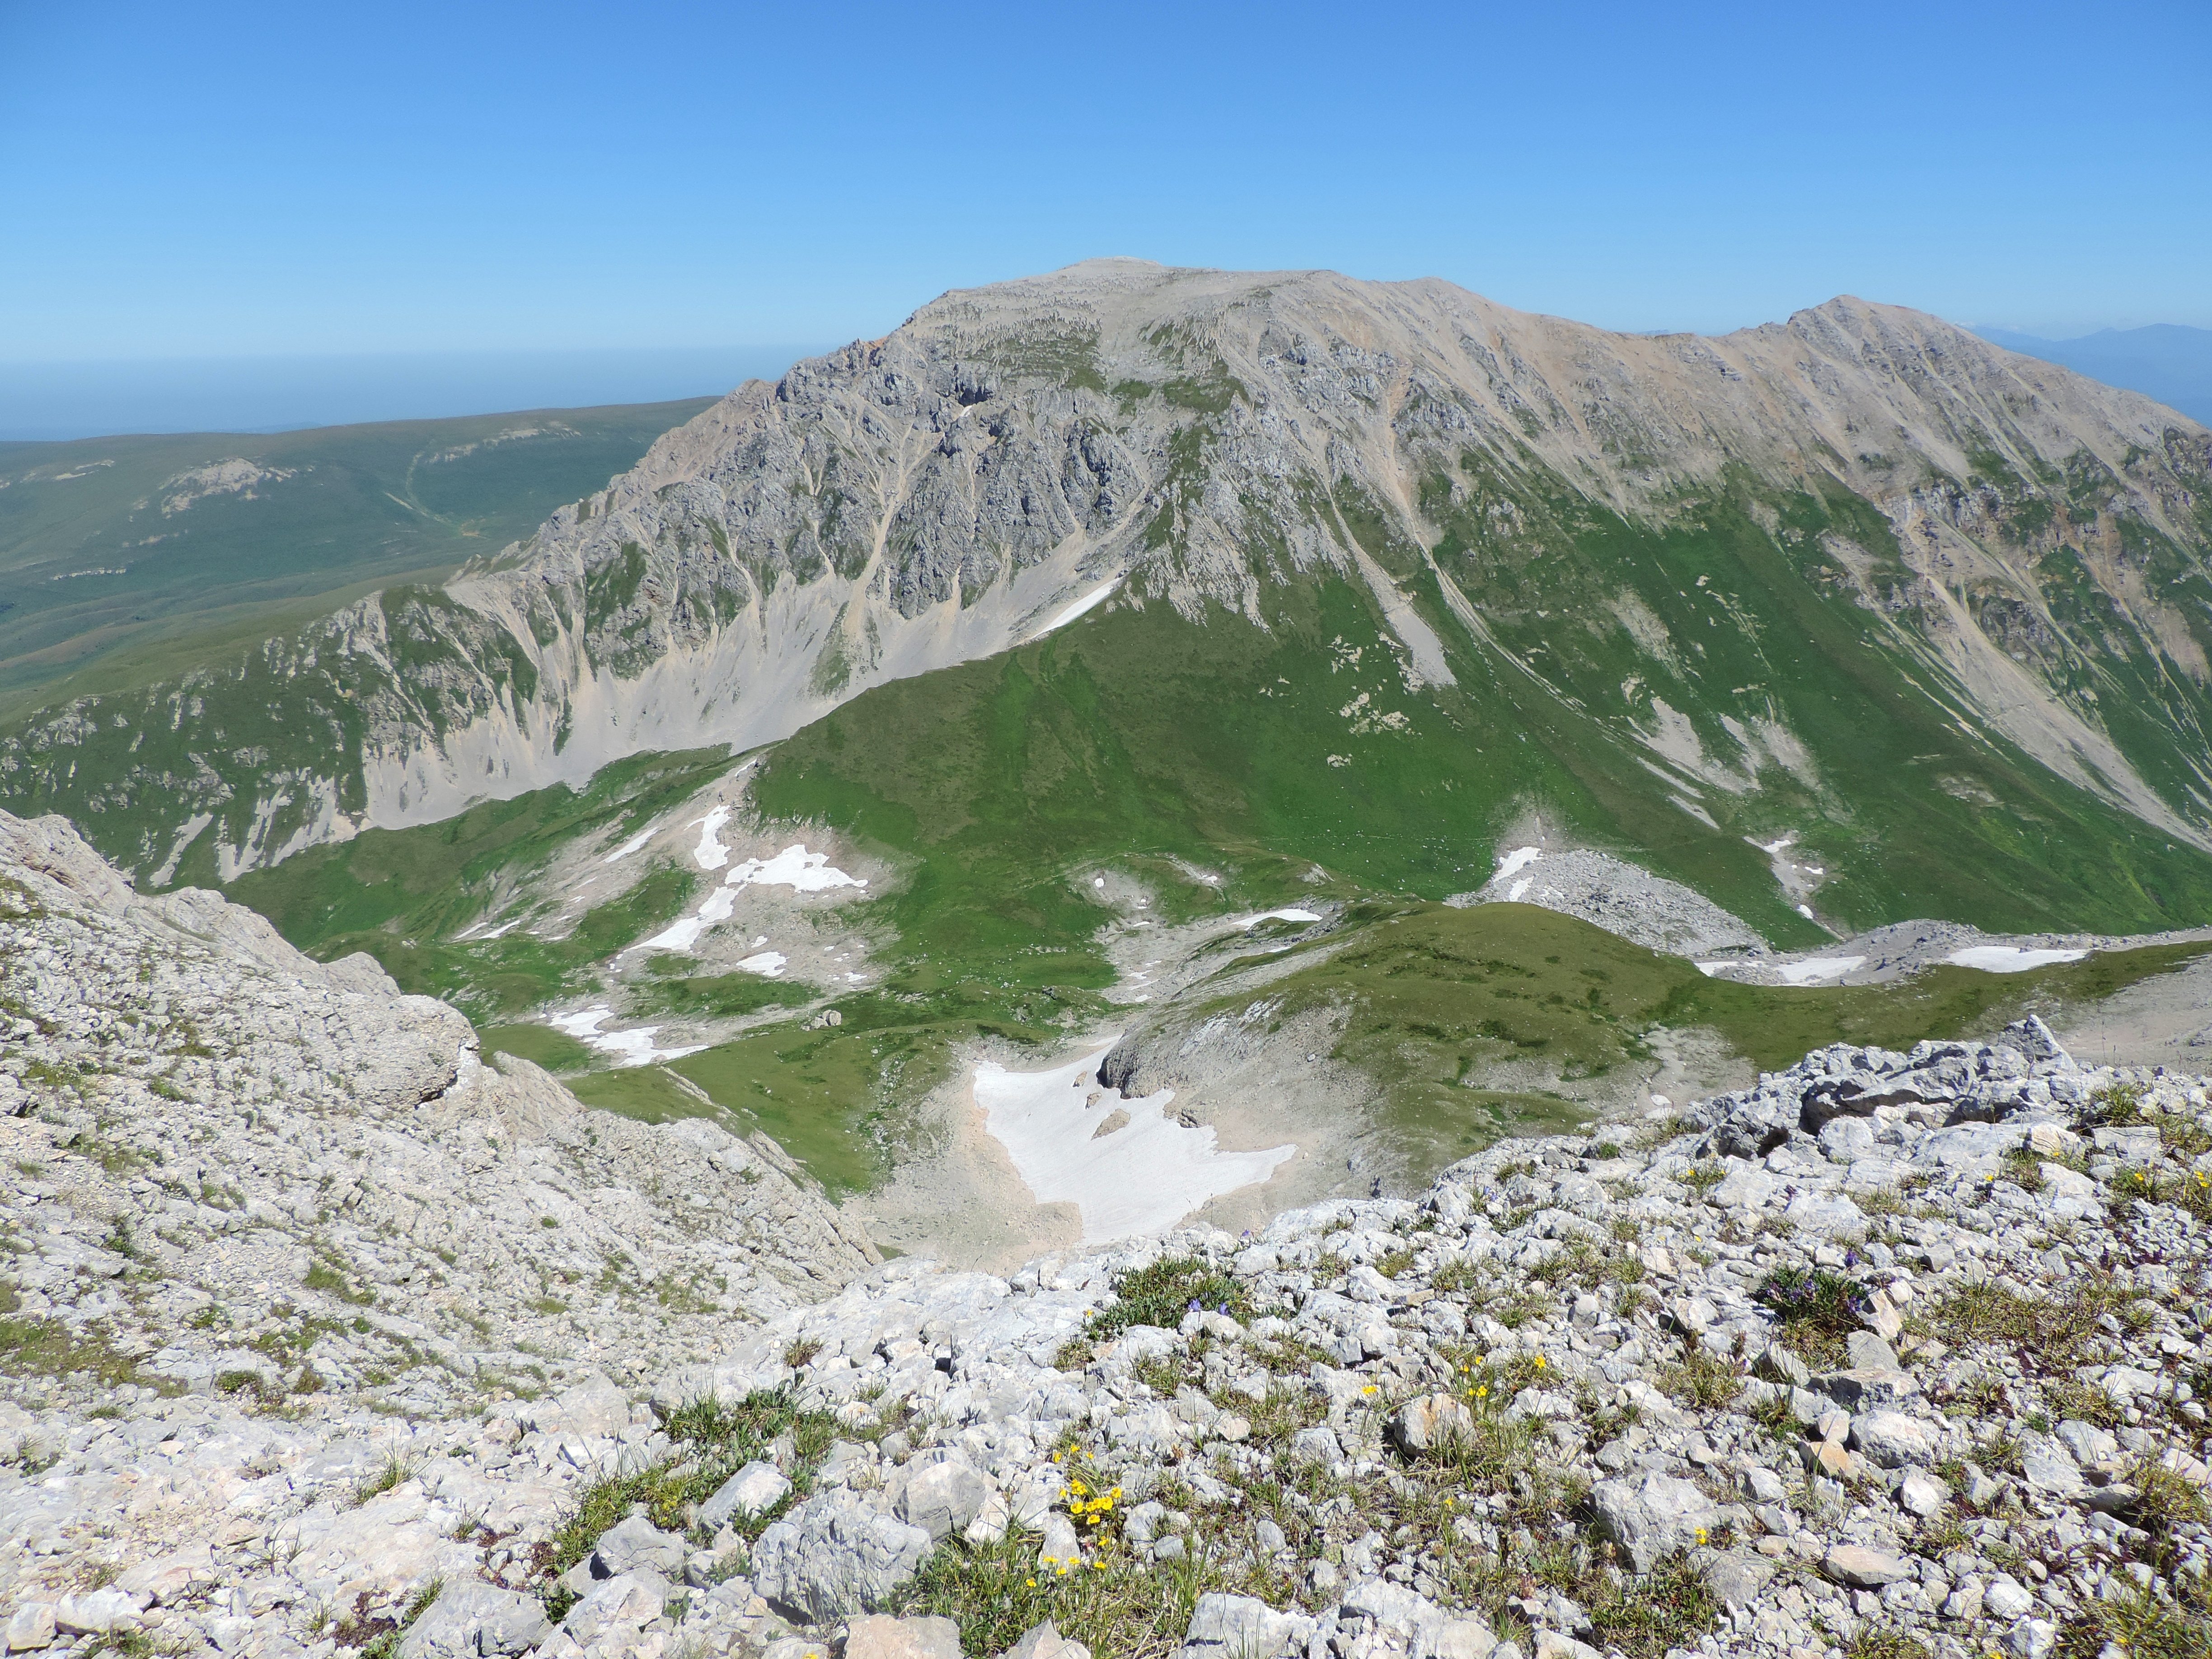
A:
546;1006;705;1067
974;1042;1296;1244
1506;877;1532;903
1036;580;1117;636
624;843;865;955
723;844;866;894
736;951;787;977
691;804;733;871
603;824;657;863
1233;908;1321;929
1773;956;1865;985
1493;846;1542;881
1948;945;2088;973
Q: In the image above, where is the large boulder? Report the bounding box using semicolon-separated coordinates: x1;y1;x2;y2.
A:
701;1460;793;1529
751;1492;935;1621
1849;1410;1939;1470
1388;1394;1475;1457
397;1582;550;1659
843;1615;963;1659
1176;1594;1319;1659
893;1452;991;1543
590;1514;686;1578
1590;1474;1720;1573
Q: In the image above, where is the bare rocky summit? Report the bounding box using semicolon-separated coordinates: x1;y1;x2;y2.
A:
6;815;2212;1659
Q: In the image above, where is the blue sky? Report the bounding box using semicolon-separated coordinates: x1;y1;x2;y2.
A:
1;0;2206;364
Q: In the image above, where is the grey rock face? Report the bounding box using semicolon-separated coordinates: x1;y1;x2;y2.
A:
843;1614;964;1659
1388;1393;1475;1455
1849;1410;1939;1469
893;1452;991;1542
750;1492;935;1620
590;1514;687;1578
701;1459;793;1528
1005;1622;1091;1659
395;1582;549;1659
1178;1593;1318;1659
1698;1550;1777;1608
1591;1474;1720;1573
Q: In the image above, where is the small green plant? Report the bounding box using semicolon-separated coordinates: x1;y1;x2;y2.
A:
1083;1255;1248;1340
535;1387;838;1606
1928;1278;2127;1375
1585;1556;1724;1658
304;1258;376;1307
351;1453;416;1506
1658;1348;1743;1410
1843;1626;1930;1659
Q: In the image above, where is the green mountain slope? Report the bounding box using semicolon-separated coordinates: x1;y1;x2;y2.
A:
0;399;711;714
5;262;2212;943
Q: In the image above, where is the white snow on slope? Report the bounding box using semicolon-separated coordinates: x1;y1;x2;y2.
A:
1493;846;1542;881
974;1042;1295;1244
736;951;787;977
625;844;866;955
1035;580;1117;637
691;804;733;871
1233;908;1321;929
1773;956;1865;985
547;1006;705;1066
604;824;657;863
1506;878;1532;902
725;845;867;894
1949;945;2087;973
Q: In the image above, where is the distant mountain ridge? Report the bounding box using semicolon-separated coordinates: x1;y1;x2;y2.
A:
5;261;2212;942
1976;323;2212;427
0;399;714;716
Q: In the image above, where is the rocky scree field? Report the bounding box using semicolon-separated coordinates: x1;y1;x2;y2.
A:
4;806;2212;1659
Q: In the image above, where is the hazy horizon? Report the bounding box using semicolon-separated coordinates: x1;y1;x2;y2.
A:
0;346;822;443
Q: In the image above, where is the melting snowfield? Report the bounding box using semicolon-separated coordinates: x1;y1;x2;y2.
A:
1492;845;1542;882
1035;579;1118;637
1694;956;1865;984
1949;945;2088;973
1233;908;1321;929
973;1042;1295;1244
546;1006;705;1066
691;804;734;871
629;843;867;954
1773;956;1866;986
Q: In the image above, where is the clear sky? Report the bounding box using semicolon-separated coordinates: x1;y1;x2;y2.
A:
1;0;2206;364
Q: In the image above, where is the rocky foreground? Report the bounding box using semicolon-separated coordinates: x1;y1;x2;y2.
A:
5;811;2212;1659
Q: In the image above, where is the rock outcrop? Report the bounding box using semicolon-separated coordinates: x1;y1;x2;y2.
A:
0;808;873;1651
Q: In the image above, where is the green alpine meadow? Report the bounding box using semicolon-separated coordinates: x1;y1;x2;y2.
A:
8;260;2212;1193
